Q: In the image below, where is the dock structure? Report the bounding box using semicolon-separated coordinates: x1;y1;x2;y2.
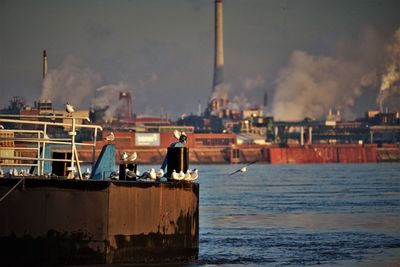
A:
0;178;199;265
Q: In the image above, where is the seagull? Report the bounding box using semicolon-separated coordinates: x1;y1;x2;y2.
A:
65;102;75;114
105;132;115;142
184;169;192;180
83;167;91;179
0;167;4;177
190;169;199;181
229;160;258;176
125;168;137;180
149;168;157;180
178;170;185;180
156;169;164;179
173;130;181;140
109;170;119;180
171;170;180;180
127;152;137;162
120;152;128;161
12;168;18;177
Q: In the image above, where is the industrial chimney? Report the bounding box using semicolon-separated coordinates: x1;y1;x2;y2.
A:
42;50;48;79
207;0;228;117
119;92;133;120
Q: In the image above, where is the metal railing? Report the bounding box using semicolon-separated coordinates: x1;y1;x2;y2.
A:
0;115;102;179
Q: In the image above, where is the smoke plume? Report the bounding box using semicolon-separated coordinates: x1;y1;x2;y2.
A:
272;27;400;121
92;83;134;121
272;50;376;121
40;56;135;121
377;28;400;111
211;83;230;100
41;56;101;107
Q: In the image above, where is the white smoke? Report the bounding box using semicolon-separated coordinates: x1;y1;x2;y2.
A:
377;28;400;111
41;56;101;107
40;56;135;121
211;83;230;100
92;83;134;121
272;50;377;121
270;27;400;121
243;74;265;92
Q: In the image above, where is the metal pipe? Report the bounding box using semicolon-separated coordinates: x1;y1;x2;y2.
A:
0;156;83;163
0;138;95;146
0;118;102;131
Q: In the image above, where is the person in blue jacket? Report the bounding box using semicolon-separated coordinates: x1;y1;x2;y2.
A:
160;133;187;171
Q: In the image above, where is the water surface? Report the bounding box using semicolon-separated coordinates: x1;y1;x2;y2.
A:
185;163;400;266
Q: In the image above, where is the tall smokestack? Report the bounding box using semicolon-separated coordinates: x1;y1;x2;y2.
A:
207;0;228;117
213;0;224;91
42;50;48;79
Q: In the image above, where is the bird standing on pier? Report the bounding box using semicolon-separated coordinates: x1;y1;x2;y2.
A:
127;152;137;162
229;160;258;176
156;169;164;179
120;152;128;161
83;167;91;179
105;132;115;142
65;102;75;114
125;168;137;180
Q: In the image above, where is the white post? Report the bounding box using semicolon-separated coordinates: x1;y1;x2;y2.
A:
300;126;304;146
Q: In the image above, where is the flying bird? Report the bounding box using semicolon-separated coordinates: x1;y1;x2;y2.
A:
65;102;75;114
105;132;115;142
229;160;258;176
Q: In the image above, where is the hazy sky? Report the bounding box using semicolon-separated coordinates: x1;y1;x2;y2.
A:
1;0;399;120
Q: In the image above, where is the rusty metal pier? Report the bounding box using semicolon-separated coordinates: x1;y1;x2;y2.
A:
0;178;199;265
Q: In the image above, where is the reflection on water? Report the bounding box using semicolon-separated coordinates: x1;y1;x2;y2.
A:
193;163;400;266
209;212;400;233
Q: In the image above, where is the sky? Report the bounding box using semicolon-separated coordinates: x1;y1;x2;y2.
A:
0;0;399;121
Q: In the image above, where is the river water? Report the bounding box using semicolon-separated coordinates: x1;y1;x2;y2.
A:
182;163;400;266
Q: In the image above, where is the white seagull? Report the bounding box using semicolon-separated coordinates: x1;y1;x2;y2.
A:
65;102;75;114
105;132;115;142
120;152;128;161
156;169;164;179
171;170;180;180
190;169;199;181
184;169;192;180
127;152;137;162
83;167;91;179
173;130;181;140
229;160;258;176
125;168;137;180
149;168;157;180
